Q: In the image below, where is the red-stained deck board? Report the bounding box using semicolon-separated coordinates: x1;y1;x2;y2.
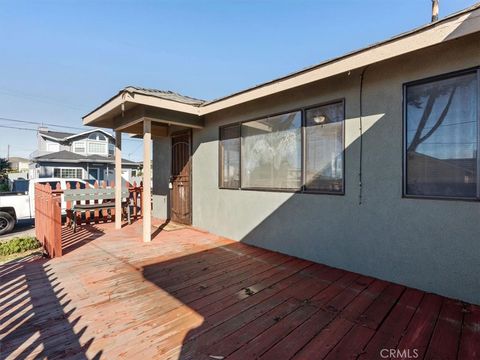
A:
424;298;464;360
200;258;311;317
2;221;480;360
359;288;424;359
324;323;375;360
292;317;355;360
340;279;389;322
187;257;297;310
396;293;443;359
177;265;338;359
259;307;336;360
458;305;480;360
172;252;291;304
205;298;303;359
226;304;322;360
356;283;405;330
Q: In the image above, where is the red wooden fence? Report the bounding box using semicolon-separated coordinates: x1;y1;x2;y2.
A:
35;183;62;258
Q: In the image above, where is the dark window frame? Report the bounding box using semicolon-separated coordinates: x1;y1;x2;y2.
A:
402;67;480;201
218;99;346;195
218;123;242;190
303;100;346;195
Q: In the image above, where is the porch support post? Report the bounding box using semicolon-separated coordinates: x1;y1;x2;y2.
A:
143;119;152;242
115;131;122;230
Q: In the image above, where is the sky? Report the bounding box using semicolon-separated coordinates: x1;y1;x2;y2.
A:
0;0;476;161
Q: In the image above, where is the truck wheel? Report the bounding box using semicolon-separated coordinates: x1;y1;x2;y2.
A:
0;211;15;235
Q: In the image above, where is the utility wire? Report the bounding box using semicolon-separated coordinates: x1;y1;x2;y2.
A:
0;116;85;131
0;116;142;141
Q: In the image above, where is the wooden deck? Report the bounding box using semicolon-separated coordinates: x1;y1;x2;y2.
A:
1;221;479;359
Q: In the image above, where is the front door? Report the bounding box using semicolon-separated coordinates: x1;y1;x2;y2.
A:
170;131;192;225
88;168;99;180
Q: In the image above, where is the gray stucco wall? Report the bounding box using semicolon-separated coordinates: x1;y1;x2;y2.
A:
152;137;171;220
154;33;480;304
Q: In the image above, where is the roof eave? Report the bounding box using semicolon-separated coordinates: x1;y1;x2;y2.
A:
82;3;480;124
82;89;201;128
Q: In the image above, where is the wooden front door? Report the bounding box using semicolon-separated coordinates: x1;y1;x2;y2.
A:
170;131;192;225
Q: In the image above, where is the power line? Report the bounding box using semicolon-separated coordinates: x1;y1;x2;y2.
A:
0;124;38;132
0;115;144;142
0;116;85;131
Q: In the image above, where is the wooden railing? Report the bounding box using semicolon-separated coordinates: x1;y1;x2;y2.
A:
34;180;143;258
65;180;143;227
35;183;62;258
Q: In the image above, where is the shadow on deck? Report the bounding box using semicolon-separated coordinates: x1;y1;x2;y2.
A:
1;222;479;359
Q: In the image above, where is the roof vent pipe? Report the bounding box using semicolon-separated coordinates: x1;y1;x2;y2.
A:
431;0;439;22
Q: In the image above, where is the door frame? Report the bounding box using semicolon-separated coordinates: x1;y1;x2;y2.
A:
170;129;193;225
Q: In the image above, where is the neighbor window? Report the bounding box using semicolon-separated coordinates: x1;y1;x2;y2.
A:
88;142;107;155
219;124;240;188
405;70;479;199
305;102;344;193
53;168;83;178
73;141;86;154
88;132;107;141
241;111;302;189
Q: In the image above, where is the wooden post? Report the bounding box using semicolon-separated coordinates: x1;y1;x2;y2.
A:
143;119;152;242
115;131;122;229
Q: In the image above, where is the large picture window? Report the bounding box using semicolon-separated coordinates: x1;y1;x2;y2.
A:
219;104;345;193
219;124;240;188
405;70;479;199
241;111;302;189
305;102;344;192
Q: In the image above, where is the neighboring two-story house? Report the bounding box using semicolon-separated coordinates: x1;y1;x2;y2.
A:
29;128;138;182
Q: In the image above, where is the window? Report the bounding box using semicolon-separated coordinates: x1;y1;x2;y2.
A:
53;168;83;178
241;111;302;189
405;70;479;199
88;132;107;141
73;141;86;153
219;103;345;193
108;143;115;156
305;102;344;193
88;142;107;154
219;124;240;188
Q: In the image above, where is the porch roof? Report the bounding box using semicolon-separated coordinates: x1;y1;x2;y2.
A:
83;3;480;130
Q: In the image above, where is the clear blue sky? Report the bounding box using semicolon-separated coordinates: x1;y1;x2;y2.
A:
0;0;476;161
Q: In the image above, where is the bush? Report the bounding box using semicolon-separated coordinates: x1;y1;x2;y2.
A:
0;237;41;256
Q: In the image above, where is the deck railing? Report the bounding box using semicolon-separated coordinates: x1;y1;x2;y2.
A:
34;183;62;258
34;180;143;258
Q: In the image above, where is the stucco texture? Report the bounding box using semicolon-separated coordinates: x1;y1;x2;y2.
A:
153;33;480;304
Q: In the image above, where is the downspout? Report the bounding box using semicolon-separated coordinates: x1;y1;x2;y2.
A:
358;65;369;205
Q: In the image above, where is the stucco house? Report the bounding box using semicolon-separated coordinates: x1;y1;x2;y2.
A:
83;4;480;304
7;156;30;172
30;128;138;181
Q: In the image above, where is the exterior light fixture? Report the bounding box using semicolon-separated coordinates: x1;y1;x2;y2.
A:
313;115;327;124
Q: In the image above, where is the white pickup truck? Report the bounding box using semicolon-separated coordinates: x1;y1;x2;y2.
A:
0;178;91;235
